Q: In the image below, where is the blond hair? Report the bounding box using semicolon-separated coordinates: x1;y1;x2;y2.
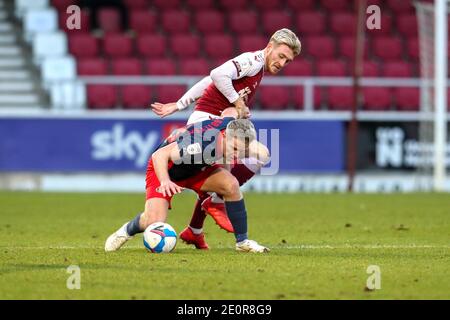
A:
270;28;301;56
226;119;257;144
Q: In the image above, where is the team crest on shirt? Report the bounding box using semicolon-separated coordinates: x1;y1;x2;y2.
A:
185;143;202;155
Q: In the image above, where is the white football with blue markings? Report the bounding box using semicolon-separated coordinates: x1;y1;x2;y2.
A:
143;222;177;253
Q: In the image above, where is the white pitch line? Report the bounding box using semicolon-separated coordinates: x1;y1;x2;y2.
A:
1;244;450;250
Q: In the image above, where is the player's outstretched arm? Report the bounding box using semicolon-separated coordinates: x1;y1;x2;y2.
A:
151;143;184;197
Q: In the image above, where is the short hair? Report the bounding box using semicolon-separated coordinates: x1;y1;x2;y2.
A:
269;28;301;56
226;119;256;144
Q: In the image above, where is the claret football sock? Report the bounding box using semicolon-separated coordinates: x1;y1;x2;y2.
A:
225;199;248;243
188;195;208;229
126;213;143;236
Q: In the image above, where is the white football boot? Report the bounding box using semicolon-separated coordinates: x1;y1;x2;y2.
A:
236;239;270;253
105;223;134;252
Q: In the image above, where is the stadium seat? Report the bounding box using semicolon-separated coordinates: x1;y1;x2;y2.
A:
383;61;414;77
330;12;356;36
145;58;176;75
41;55;76;84
253;0;281;11
363;87;392;110
261;11;292;35
58;8;90;34
373;37;404;61
387;0;414;13
103;33;133;58
87;85;118;109
292;86;321;110
397;14;418;38
77;58;108;75
204;35;234;58
123;0;148;10
317;60;347;77
186;0;214;10
407;37;419;60
155;85;187;103
283;60;313;76
194;10;225;34
153;0;181;9
305;36;336;59
296;11;326;35
111;58;142;75
16;0;48;18
33;32;68;64
229;11;258;34
210;58;230;69
97;7;122;33
395;87;420;111
259;86;291;110
327;87;354;111
237;35;266;53
68;34;99;58
339;37;368;59
129;10;157;34
122;85;152;109
219;0;248;11
287;0;314;11
136;34;166;58
170;34;201;58
51;0;78;11
162;11;190;34
362;61;380;77
366;14;393;38
50;81;86;109
24;8;58;43
179;58;210;75
320;0;350;11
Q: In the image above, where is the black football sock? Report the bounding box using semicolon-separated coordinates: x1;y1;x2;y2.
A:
225;199;248;243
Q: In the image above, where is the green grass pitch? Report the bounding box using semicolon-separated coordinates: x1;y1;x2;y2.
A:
0;191;449;300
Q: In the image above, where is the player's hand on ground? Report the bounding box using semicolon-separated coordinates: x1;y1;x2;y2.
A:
150;102;178;118
157;180;184;197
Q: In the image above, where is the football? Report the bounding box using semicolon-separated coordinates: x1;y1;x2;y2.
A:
143;222;177;253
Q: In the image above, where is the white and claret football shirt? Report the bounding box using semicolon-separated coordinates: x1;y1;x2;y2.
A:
176;50;265;116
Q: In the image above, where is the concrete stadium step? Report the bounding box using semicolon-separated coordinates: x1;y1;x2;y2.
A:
0;34;15;44
0;22;12;32
0;93;40;104
0;45;21;56
0;70;32;80
0;57;26;68
0;82;35;92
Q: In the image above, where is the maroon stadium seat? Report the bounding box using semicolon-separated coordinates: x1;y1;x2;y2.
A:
407;37;419;60
136;34;166;57
317;60;347;77
111;58;142;75
397;14;418;38
68;34;99;58
296;11;326;35
383;61;414;77
320;0;350;11
58;8;90;33
287;0;314;11
305;36;336;59
339;37;368;59
87;85;118;109
327;87;354;111
395;87;420;111
362;61;380;77
103;33;133;57
253;0;281;11
331;12;356;36
162;11;190;34
155;85;186;103
52;0;78;11
179;58;210;75
129;10;157;34
122;85;151;109
123;0;148;10
261;11;292;35
77;58;108;75
237;35;266;53
98;7;122;33
204;35;234;58
363;87;392;110
373;37;403;61
229;11;258;34
186;0;214;10
292;86;321;110
171;34;201;58
219;0;248;11
283;60;313;76
386;0;414;13
194;10;225;34
145;58;176;75
366;14;393;38
153;0;181;10
259;85;291;110
210;58;230;69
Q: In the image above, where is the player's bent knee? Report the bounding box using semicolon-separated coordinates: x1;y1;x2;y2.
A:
222;178;240;198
